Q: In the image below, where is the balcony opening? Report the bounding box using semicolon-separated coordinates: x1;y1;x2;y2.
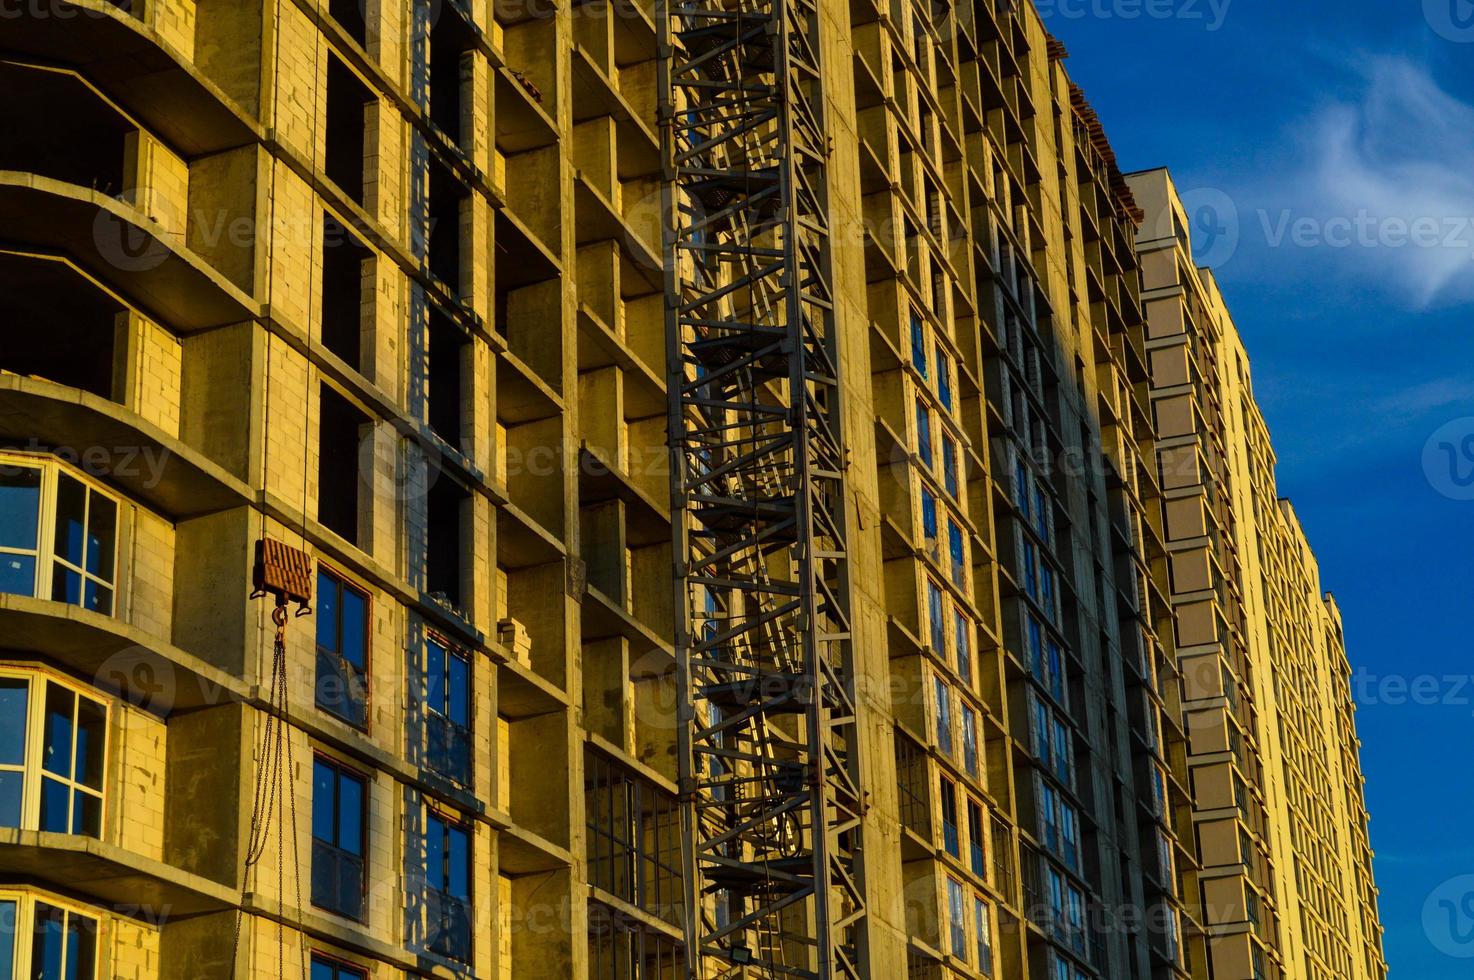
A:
329;0;368;47
430;10;475;146
427;307;467;449
322;213;371;371
426;476;467;613
0;257;120;401
0;62;130;195
318;384;370;545
326;55;372;204
427;159;466;292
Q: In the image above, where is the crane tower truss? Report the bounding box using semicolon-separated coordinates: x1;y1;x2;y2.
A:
660;0;868;974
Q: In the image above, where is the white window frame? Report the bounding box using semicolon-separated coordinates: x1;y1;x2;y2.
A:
0;454;121;617
0;668;110;839
0;888;102;980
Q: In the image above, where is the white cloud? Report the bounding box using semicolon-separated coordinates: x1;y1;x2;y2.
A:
1289;58;1474;308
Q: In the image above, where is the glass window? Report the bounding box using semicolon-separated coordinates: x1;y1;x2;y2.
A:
0;460;117;616
424;811;472;961
928;580;946;654
916;398;933;469
911;312;927;378
954;610;972;686
0;899;14;979
937;348;953;411
38;685;105;836
949;519;966;588
29;901;96;980
0;466;42;600
311;955;367;980
967;800;986;877
1052;718;1071;786
920;486;939;545
940;777;959;857
425;637;472;786
316;571;369;729
942;436;959;498
311;758;366;921
947;877;967;959
1061;804;1080;872
974;896;994;976
0;674;106;838
934;676;952;757
961;704;978;778
49;474;116;615
1027;617;1045;678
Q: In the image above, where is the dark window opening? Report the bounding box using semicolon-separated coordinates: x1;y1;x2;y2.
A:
587;911;683;980
426;477;466;611
0;62;130;194
315;568;370;729
312;757;367;921
585;750;682;925
322;214;371;370
430;10;475;145
328;0;367;46
326;56;371;204
427;307;466;447
0;259;119;400
427;159;466;291
318;385;369;546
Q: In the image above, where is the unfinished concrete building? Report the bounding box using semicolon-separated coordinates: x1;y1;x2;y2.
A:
0;1;1382;980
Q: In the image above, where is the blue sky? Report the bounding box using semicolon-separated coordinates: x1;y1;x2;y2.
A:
1045;2;1474;976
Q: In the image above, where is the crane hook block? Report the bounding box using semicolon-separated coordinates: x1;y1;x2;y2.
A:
250;537;314;616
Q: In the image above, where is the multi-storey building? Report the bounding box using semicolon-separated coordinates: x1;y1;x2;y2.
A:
1130;168;1389;980
0;2;1382;980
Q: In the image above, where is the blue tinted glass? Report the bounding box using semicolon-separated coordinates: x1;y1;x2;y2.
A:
338;773;364;856
313;760;335;842
75;696;105;790
0;467;41;551
0;678;28;767
0;772;22;828
340;588;366;669
311;957;337;980
53;476;86;566
426;640;446;715
67;910;95;980
0;555;36;598
0;900;15;976
83;580;113;615
31;903;65;979
86;495;117;580
316;572;339;652
74;791;102;837
50;567;82;606
425;816;446;890
448;651;470;725
41;685;73;777
38;776;71;832
448;824;470;898
921;489;937;538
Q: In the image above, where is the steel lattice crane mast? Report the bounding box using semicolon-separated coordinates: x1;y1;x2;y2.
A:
659;0;868;973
